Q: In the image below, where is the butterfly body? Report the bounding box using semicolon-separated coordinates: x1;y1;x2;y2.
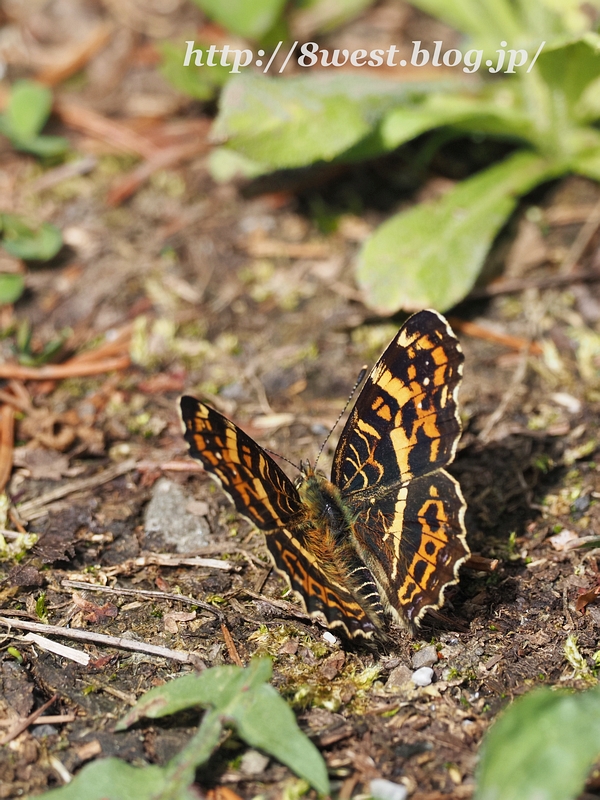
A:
180;309;469;641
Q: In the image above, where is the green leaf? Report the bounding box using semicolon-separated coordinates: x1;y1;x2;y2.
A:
190;0;286;39
405;0;524;45
4;80;53;140
234;681;330;795
474;685;600;800
356;150;563;313
214;73;458;170
31;758;192;800
208;147;268;182
214;74;373;168
0;274;25;305
11;134;69;158
0;215;62;261
117;659;329;796
159;40;231;100
536;35;600;121
381;93;537;152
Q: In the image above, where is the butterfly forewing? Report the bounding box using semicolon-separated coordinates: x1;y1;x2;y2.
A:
332;309;464;495
180;396;302;529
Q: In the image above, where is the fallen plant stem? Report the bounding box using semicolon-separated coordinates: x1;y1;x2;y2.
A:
106;140;209;206
16;459;136;521
221;622;244;667
62;580;224;619
0;404;15;493
449;317;543;355
55;100;158;158
0;693;58;746
0;355;130;381
37;23;113;87
0;617;204;666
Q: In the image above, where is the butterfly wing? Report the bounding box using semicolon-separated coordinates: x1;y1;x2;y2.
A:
348;471;467;628
180;395;301;529
330;310;469;628
180;396;381;638
332;309;464;493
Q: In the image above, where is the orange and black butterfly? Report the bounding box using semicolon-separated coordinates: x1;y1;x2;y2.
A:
180;309;469;640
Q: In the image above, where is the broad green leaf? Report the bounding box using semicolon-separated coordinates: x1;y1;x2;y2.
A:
116;660;273;728
191;0;286;39
32;758;190;800
572;148;600;181
233;681;330;795
4;80;53;140
0;215;62;261
11;134;69;157
356;150;562;313
0;274;25;305
208;147;268;182
535;35;600;121
474;685;600;800
160;710;224;799
405;0;524;45
214;73;459;169
159;40;230;100
117;659;330;796
381;94;537;152
214;75;373;168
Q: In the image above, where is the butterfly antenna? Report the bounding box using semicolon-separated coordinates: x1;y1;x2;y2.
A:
264;447;301;473
314;365;368;469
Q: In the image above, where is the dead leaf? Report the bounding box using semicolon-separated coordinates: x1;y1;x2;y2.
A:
13;447;70;480
72;592;118;623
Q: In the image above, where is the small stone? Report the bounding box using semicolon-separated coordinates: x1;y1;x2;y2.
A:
144;478;210;552
411;667;434;687
31;725;58;739
369;778;408;800
386;664;412;690
240;749;269;775
411;644;438;670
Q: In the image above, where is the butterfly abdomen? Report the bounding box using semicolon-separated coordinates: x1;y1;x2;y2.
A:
297;471;386;632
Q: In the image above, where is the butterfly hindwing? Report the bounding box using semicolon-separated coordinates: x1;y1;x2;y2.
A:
349;470;468;628
266;527;382;638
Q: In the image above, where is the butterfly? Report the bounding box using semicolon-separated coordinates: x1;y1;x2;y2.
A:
180;309;469;640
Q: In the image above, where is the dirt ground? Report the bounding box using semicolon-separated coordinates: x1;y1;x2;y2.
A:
2;2;600;799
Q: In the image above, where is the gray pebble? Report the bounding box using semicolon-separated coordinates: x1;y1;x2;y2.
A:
411;644;437;669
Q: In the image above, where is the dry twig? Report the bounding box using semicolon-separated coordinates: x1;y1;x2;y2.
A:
449;317;542;355
16;459;136;521
0;405;15;493
0;616;204;666
0;356;130;382
62;580;224;618
221;622;244;667
0;694;59;746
